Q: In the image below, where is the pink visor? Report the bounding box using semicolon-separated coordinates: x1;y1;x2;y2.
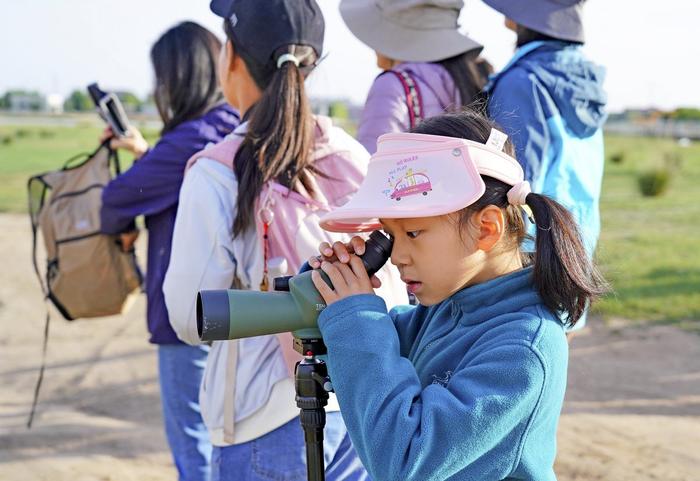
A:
320;131;525;233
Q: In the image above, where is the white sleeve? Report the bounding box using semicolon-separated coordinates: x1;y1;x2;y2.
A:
163;161;237;345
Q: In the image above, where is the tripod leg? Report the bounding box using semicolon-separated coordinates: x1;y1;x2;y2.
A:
295;355;330;481
301;408;326;481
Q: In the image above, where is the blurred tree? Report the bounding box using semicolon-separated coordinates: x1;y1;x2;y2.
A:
64;89;93;111
670;107;700;121
2;90;45;111
116;91;143;113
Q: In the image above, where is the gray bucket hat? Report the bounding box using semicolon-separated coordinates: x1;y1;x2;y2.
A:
483;0;585;43
340;0;482;63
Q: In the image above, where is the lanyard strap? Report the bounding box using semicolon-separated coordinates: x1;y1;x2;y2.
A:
388;70;424;129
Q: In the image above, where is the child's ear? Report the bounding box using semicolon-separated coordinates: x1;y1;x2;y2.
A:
475;205;505;252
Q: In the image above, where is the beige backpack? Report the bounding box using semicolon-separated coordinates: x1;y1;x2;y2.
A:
26;142;143;427
28;142;142;320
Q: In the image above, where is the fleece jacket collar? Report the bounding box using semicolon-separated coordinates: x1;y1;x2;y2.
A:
449;267;543;326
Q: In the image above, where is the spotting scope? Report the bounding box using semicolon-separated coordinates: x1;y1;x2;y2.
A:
197;230;392;342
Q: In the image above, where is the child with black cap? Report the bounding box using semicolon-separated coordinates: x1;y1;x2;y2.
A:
163;0;389;479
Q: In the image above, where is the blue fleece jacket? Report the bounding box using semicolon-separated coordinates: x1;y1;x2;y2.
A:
318;267;568;481
100;103;239;344
485;41;607;256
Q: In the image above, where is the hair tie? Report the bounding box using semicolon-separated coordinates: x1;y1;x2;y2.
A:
276;53;300;69
507;180;531;206
507;181;536;224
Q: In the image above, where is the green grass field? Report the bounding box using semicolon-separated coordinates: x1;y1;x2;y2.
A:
594;135;700;330
0;123;698;327
0;122;159;212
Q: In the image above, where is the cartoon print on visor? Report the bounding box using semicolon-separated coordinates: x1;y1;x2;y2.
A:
389;169;432;201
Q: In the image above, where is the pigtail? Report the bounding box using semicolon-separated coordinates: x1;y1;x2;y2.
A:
233;52;317;236
525;193;609;325
224;14;322;237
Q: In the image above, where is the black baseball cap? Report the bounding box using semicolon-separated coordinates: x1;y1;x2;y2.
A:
210;0;325;68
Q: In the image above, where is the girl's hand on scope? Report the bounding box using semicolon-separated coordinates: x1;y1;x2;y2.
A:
312;257;377;305
308;237;367;267
309;238;381;289
309;237;382;304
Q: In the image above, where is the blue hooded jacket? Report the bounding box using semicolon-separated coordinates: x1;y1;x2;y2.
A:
100;103;239;344
318;267;568;481
486;41;607;255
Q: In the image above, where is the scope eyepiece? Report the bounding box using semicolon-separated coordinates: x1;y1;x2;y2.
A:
361;230;392;277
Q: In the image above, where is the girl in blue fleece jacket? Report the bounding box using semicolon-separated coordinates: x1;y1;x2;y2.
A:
308;110;608;481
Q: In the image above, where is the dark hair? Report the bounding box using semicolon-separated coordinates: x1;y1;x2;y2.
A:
436;49;493;107
515;25;582;47
412;111;608;326
151;21;224;133
223;21;322;236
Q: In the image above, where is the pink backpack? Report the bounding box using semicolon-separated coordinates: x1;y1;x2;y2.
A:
187;116;368;368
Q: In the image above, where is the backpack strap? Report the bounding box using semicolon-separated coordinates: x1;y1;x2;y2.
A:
256;181;330;293
26;307;50;428
110;147;122;175
386;69;425;129
26;175;52;428
28;176;50;297
185;135;244;172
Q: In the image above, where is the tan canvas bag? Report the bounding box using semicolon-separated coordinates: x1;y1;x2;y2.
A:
25;142;142;427
28;142;142;319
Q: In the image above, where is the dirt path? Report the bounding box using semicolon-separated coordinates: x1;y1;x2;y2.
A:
0;213;698;480
556;320;700;480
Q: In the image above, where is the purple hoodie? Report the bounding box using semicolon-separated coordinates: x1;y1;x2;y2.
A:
100;103;240;344
357;62;460;154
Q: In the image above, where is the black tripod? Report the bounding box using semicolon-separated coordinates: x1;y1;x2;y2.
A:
294;336;334;481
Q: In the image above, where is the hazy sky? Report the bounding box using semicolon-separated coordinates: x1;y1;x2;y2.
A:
2;0;697;112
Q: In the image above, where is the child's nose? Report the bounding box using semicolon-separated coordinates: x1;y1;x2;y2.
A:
390;245;410;267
